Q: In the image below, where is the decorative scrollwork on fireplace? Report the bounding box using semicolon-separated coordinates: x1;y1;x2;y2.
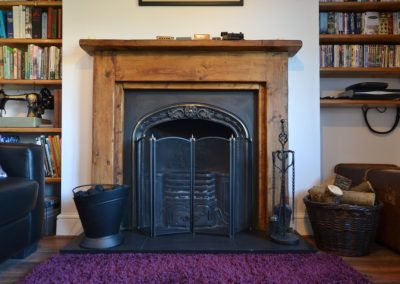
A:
167;105;214;120
134;103;249;140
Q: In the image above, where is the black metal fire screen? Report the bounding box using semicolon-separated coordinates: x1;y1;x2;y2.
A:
133;104;252;238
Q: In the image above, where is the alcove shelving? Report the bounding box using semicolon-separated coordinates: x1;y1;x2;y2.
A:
0;1;62;184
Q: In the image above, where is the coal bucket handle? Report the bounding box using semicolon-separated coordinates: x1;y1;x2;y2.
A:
72;184;115;194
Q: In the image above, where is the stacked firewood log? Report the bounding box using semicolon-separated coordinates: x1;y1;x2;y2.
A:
308;174;375;206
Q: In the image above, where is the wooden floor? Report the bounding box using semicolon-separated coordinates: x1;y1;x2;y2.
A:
0;236;399;283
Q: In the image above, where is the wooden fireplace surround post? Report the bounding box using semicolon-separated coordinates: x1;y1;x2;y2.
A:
80;39;302;230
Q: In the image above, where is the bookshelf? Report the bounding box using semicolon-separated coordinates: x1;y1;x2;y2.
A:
0;1;62;184
319;1;400;105
319;2;400;78
321;98;400;107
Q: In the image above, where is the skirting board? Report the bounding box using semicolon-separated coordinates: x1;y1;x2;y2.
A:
56;213;312;236
56;213;83;236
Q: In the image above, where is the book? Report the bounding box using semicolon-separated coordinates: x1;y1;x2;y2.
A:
6;10;13;38
0;47;3;79
19;5;25;38
48;136;59;177
35;136;50;177
327;12;335;34
12;6;19;38
2;45;13;79
25;6;32;38
0;10;7;38
362;12;379;35
51;8;57;39
53;89;61;127
378;12;390;35
57;8;61;39
320;12;328;34
394;12;400;35
51;135;61;177
44;136;56;177
31;7;42;39
41;11;47;39
47;7;52;39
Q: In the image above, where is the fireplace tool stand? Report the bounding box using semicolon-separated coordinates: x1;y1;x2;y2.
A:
269;119;299;245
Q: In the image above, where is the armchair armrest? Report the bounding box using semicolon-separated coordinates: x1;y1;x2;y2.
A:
0;142;45;241
0;143;44;183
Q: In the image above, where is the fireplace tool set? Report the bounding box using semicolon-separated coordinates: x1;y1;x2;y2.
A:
269;119;299;245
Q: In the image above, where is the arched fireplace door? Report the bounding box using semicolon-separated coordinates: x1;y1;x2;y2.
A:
133;104;253;238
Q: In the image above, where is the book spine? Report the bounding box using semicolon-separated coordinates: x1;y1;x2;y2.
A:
12;6;19;38
48;136;59;177
0;10;6;38
47;7;52;39
53;88;61;127
51;8;57;39
6;11;13;38
52;135;61;177
31;7;42;39
44;136;56;177
19;5;25;38
41;11;47;39
0;47;3;79
40;135;52;177
36;136;50;177
25;6;32;38
57;8;61;39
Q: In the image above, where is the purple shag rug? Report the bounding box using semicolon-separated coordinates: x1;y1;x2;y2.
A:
20;252;369;284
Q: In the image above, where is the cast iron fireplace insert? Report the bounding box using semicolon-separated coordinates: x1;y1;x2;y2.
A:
123;90;257;239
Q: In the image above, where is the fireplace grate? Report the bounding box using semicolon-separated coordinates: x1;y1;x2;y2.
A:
134;104;253;239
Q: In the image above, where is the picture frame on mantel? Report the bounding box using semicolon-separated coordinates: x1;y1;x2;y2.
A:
139;0;243;6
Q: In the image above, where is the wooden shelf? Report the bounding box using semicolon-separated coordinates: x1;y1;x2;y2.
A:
320;67;400;78
0;79;62;85
321;99;400;107
0;127;61;133
45;177;61;183
0;39;62;45
0;1;62;8
320;2;400;79
79;39;303;57
320;34;400;45
320;2;400;12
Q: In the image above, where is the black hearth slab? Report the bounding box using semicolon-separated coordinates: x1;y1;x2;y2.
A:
60;231;317;254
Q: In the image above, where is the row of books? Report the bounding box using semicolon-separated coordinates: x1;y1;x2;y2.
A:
320;44;400;67
0;6;61;39
320;12;400;34
0;44;61;80
36;135;61;178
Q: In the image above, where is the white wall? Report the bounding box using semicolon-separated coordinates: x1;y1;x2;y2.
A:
58;0;320;235
321;78;400;180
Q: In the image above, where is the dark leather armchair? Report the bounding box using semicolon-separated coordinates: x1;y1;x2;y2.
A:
0;143;44;263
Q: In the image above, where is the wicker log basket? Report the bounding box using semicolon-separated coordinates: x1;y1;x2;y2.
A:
304;195;382;256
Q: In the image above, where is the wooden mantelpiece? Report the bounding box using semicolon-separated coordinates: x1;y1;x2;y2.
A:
79;39;302;56
80;39;302;230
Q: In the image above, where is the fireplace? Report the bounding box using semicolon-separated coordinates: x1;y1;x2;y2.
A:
80;39;302;235
127;90;255;238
